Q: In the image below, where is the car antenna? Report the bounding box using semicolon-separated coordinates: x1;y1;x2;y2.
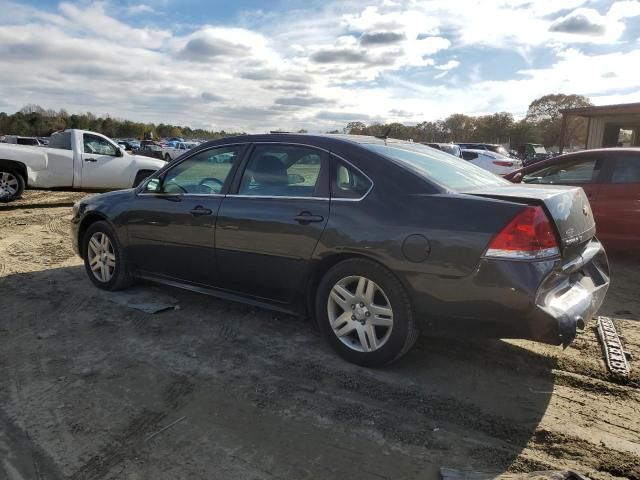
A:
374;127;391;145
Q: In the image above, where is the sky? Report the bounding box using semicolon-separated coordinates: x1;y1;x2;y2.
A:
0;0;639;132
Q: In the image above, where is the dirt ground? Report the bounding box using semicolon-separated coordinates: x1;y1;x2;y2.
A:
1;190;639;480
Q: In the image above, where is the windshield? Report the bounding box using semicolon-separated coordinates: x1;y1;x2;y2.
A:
363;142;509;191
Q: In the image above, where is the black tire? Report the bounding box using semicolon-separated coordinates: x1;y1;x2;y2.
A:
0;169;25;203
82;221;132;291
315;258;419;367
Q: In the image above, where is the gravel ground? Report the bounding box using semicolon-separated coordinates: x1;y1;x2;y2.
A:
1;190;639;480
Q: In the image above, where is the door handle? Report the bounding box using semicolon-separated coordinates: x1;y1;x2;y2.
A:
189;206;213;216
294;212;324;224
84;157;97;162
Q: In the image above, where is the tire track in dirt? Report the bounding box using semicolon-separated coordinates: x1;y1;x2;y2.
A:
68;374;195;480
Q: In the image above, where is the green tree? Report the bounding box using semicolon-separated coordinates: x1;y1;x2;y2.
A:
525;94;592;148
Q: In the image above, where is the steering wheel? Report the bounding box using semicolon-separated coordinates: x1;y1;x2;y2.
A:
199;177;224;193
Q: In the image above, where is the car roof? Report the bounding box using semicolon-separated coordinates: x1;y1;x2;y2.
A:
202;133;417;150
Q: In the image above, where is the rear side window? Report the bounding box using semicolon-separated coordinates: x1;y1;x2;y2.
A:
523;158;599;185
238;144;325;197
461;151;478;161
48;132;72;150
611;155;640;183
363;143;507;191
332;160;372;199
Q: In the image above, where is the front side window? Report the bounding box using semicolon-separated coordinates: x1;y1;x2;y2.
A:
157;145;242;194
611;155;640;183
332;161;372;199
84;135;117;155
523;158;599;185
238;145;324;197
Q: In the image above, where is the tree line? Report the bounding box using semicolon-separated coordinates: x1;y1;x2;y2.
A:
338;93;592;149
0;105;244;140
0;93;592;148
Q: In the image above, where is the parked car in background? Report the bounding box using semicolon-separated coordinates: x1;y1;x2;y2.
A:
162;141;198;161
457;143;512;158
71;134;608;367
461;149;523;175
0;129;164;202
516;143;552;165
137;140;165;160
117;140;137;151
422;142;462;157
3;135;42;146
504;148;640;251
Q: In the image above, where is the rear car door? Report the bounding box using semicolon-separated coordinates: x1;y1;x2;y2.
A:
215;143;330;303
124;145;245;285
590;152;640;250
80;134;129;189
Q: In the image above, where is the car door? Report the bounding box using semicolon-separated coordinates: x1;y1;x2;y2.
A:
215;143;330;303
521;154;604;201
590;152;640;250
124;145;246;285
80;133;129;189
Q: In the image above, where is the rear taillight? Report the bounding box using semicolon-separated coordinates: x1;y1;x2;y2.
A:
485;206;559;260
493;160;513;167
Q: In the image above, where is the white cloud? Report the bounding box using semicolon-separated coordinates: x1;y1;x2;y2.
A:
0;0;638;133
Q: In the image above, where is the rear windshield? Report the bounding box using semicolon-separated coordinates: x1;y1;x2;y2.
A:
363;142;509;191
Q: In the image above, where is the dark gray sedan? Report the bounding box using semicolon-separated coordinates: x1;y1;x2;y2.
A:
71;134;609;366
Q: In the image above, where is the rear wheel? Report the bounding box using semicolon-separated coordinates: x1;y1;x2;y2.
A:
82;221;132;291
0;169;25;203
316;258;419;367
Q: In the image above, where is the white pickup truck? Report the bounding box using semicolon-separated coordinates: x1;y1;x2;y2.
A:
0;129;165;202
161;141;198;161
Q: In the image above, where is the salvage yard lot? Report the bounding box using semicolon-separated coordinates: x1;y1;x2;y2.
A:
1;190;639;480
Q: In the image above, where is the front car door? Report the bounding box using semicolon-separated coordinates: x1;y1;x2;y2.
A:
215;143;330;303
80;133;128;189
124;145;245;285
590;151;640;250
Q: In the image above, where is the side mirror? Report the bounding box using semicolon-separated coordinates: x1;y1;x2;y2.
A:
116;148;123;157
145;178;161;192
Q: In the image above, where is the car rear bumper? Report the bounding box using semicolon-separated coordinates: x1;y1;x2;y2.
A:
532;238;609;346
408;238;609;346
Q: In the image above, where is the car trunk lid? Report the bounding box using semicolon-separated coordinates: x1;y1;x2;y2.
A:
464;184;596;249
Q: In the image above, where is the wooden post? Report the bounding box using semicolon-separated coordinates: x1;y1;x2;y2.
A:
558;113;567;154
585;116;591;150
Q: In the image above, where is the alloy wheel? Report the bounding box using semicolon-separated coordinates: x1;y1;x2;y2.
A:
87;232;116;283
327;275;394;352
0;172;19;199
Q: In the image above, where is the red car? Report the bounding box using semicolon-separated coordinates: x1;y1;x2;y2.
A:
504;148;640;252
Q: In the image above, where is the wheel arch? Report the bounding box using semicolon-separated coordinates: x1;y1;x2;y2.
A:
0;159;28;185
305;251;412;325
77;212;110;259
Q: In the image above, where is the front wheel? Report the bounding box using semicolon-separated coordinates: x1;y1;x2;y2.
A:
316;258;419;367
0;170;25;203
82;221;132;291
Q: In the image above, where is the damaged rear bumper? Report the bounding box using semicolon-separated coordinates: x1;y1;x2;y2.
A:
533;239;609;346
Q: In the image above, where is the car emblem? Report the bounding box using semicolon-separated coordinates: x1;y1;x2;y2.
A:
582;205;589;216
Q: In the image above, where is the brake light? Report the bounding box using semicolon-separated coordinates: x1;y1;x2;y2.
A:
493;160;513;167
485;206;559;259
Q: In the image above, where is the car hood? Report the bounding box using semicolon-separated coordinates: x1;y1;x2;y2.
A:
130;154;166;169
